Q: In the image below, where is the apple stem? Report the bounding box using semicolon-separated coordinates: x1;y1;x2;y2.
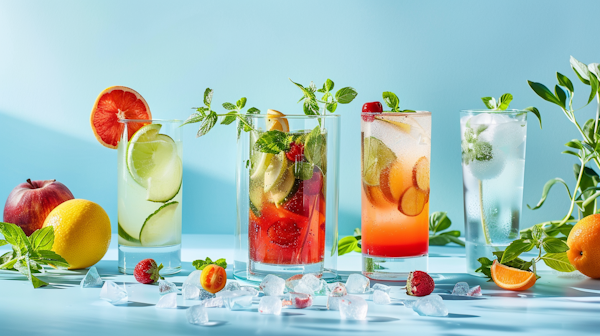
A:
26;179;34;188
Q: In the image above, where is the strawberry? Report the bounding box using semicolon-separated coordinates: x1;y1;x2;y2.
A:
286;142;305;162
134;258;164;284
406;270;435;296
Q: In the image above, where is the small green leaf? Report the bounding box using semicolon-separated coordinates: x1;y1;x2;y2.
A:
475;257;493;279
588;73;598;105
542;252;576;272
338;236;359;256
0;222;31;255
303;99;319;115
246;107;260;114
527;178;571;210
557;72;574;93
181;111;204;127
236;97;247;109
293;161;314;180
528;81;562;106
532;225;543;241
475;125;488;136
254;130;292;154
304;126;326;171
570;56;590;84
335;87;358;104
354;228;362;236
542;237;570;253
382;91;399;111
523;106;542;129
325;79;334;92
498;93;513;110
32;250;70;268
559;224;574;236
196;111;218;137
429;235;451;246
501;239;535;263
565;139;583;150
481;96;495;109
203;88;213;107
221;112;238;125
327;101;338;113
429;211;451;233
214;258;227;269
0;240;7;247
29;226;54;251
554;85;567;108
222;102;236;110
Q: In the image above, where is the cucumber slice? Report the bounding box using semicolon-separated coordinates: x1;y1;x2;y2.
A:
251;152;274;180
118;222;140;243
249;176;264;215
268;166;296;205
139;201;180;246
264;152;288;192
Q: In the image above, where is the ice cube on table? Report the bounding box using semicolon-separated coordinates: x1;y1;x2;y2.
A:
294;283;314;296
327;296;344;310
187;305;209;325
182;270;202;300
314;280;330;296
285;274;304;291
225;281;241;292
452;282;470;296
156;292;178;309
158;279;179;295
467;285;482;297
345;274;370;294
289;292;313;309
372;290;391;305
372;283;391;293
200;297;224;308
240;286;259;297
225;293;253;310
339;295;368;320
80;266;103;288
328;282;347;297
260;274;286;296
100;281;128;305
298;274;322;292
412;294;448;317
259;296;282;315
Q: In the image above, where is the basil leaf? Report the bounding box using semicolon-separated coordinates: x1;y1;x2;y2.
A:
429;235;450;246
559;224;574;236
429;211;451;233
542;237;570;253
557;72;574;92
338;236;359;256
335;87;358;104
481;96;495;109
29;226;54;251
501;239;535;264
528;81;562;106
498;93;513;110
541;252;576;272
382;91;399;111
554;85;567;108
325;79;334;91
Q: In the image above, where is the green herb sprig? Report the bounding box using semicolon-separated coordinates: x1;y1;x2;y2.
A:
291;78;357;115
192;257;227;270
381;91;415;112
0;223;70;288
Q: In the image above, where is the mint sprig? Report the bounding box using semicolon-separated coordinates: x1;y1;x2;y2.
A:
192;257;227;270
291;78;357;115
480;92;542;128
381;91;415;112
0;223;70;288
461;118;493;165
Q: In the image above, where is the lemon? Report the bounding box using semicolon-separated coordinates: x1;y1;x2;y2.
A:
42;199;111;269
363;136;397;186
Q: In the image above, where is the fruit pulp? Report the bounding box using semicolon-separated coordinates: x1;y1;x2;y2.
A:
360;112;431;272
248;130;326;267
117;121;183;274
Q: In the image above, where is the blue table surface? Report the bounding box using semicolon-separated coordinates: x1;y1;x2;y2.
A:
1;234;599;336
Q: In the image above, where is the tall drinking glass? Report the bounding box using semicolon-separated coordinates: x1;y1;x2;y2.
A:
234;113;340;282
117;119;183;274
361;111;431;280
460;110;527;275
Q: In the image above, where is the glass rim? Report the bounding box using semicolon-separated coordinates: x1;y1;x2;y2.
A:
460;109;528;114
361;111;431;116
118;119;183;123
241;113;340;119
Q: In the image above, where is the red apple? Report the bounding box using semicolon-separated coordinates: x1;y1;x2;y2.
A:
3;179;74;236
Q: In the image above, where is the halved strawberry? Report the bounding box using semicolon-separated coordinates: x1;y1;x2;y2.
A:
267;218;302;247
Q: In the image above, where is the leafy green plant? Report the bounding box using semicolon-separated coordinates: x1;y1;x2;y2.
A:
0;223;70;288
337;212;463;256
476;56;600;278
192;257;227;270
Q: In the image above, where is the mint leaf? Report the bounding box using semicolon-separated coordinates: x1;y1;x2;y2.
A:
247;107;260;115
326;101;338;113
215;258;227;269
335;87;358;104
236;97;247;109
429;211;451;233
501;239;535;263
29;226;54;251
203;88;213;107
0;222;31;255
196;111;218;137
473;141;493;161
14;258;48;289
338;236;359;256
293;161;314;180
541;252;575;272
498;93;513;110
382;91;399;111
254;130;292;154
221;112;237;125
475;257;493;279
304;126;326;172
192;257;227;270
181;109;205;127
481;96;495;109
325;79;334;92
222;102;236;110
303;99;319;115
0;240;7;247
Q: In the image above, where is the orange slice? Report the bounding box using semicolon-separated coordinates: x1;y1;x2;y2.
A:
363;183;393;209
490;260;536;291
412;157;430;193
266;109;289;132
398;186;428;216
91;86;151;149
380;159;411;204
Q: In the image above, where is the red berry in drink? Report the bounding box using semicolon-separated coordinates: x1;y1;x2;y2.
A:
304;167;323;196
361;101;383;122
286;142;305;162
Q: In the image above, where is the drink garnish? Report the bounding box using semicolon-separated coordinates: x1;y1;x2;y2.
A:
192;257;227;270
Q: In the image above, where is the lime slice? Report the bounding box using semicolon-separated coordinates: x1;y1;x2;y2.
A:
251;152;274;180
363;136;397;186
249;175;264;216
139;201;179;246
268;166;296;205
264;152;288;192
118;222;140;243
127;125;182;202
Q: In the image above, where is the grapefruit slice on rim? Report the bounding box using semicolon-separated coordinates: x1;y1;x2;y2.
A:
91;86;152;149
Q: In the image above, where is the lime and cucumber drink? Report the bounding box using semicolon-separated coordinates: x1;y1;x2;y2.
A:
117;120;183;274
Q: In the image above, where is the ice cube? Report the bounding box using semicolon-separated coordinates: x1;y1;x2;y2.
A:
200;297;224;308
224;281;241;292
156;292;178;309
339;295;368;320
187;305;209;325
467;147;506;180
412;294;448;317
327;296;344;310
158;279;179;295
285;274;303;291
80;266;103;288
328;282;347;297
372;289;391;305
314;280;330;296
345;274;370;294
260;274;285;296
222;291;253;310
240;286;259;297
100;281;128;305
293;283;314;296
298;274;322;292
452;282;470;296
259;296;282;315
182;270;202;299
289;292;313;309
467;285;482;297
372;283;391;293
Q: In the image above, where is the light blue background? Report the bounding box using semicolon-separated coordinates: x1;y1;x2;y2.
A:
1;0;599;236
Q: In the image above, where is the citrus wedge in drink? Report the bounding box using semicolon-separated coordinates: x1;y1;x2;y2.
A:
139;201;180;246
362;136;397;186
127;124;182;202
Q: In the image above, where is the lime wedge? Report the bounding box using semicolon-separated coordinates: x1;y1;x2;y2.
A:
264;152;288;192
139;201;179;246
363;136;397;186
269;166;296;205
127;125;182;202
